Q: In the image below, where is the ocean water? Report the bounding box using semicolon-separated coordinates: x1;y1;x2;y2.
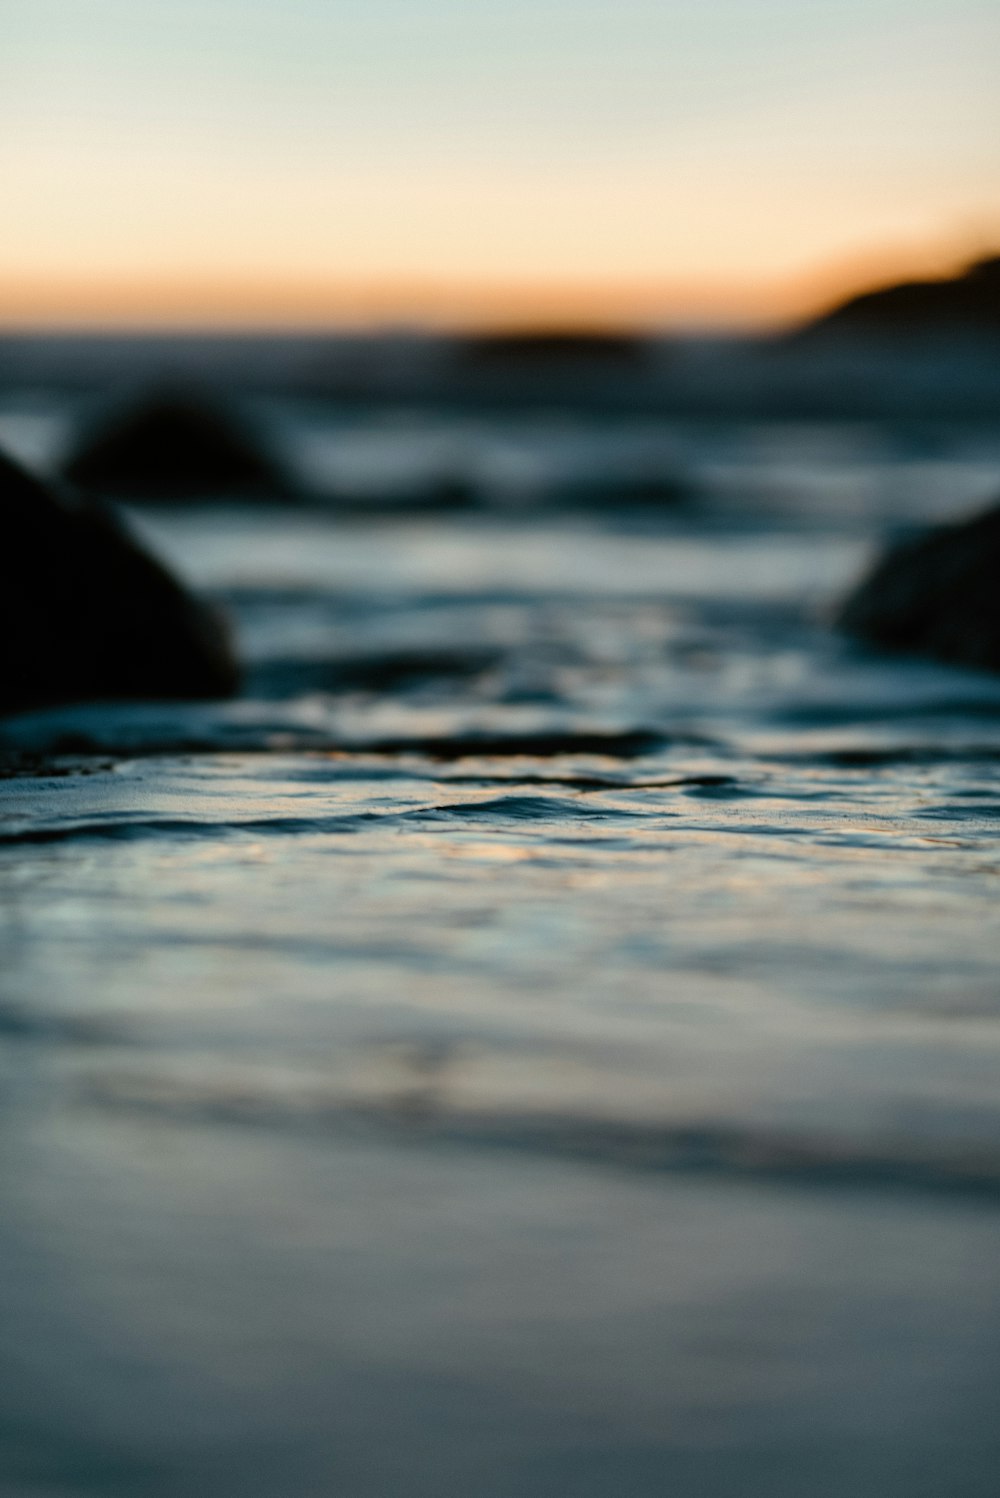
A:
2;405;1000;1496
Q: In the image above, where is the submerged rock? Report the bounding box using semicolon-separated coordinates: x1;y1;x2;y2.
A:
63;389;289;500
838;500;1000;671
0;448;240;714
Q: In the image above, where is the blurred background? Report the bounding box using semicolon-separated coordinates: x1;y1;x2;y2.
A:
2;1;1000;509
1;0;998;399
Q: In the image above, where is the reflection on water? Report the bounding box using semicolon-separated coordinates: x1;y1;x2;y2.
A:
1;408;1000;1495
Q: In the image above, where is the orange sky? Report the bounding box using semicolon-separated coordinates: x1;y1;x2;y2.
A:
2;0;997;331
0;241;986;334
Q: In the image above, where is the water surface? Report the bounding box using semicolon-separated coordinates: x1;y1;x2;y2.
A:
2;408;1000;1495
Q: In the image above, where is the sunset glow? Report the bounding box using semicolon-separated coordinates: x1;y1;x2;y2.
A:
2;0;997;329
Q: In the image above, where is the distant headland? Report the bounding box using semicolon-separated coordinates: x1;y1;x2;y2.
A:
795;255;1000;343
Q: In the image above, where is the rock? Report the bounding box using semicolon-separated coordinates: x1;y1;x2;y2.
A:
838;500;1000;671
797;256;1000;343
63;388;289;500
460;331;647;371
0;448;241;715
454;331;654;411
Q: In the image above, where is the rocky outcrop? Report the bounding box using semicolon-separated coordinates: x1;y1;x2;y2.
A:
798;256;1000;343
0;448;240;714
838;500;1000;672
63;389;289;500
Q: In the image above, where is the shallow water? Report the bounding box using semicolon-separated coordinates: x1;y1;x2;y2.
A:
2;408;1000;1495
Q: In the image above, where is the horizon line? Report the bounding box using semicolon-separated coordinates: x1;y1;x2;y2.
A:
0;244;986;336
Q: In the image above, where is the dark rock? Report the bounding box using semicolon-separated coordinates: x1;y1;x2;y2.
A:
838;500;1000;671
448;330;658;415
63;388;289;500
797;256;1000;343
0;448;240;715
460;331;648;370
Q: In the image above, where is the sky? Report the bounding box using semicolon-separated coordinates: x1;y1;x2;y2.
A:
1;0;998;328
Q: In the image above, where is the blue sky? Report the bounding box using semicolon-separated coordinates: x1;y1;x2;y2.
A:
2;0;997;323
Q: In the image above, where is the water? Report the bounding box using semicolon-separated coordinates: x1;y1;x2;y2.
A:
2;406;1000;1495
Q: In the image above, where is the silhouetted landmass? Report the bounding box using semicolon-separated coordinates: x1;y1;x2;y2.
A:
444;330;658;413
0;448;240;714
799;256;1000;342
839;498;1000;672
64;388;290;500
460;331;648;370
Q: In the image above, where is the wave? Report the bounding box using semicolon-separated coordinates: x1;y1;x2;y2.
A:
412;794;636;822
81;1071;1000;1205
0;812;381;847
0;790;648;848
